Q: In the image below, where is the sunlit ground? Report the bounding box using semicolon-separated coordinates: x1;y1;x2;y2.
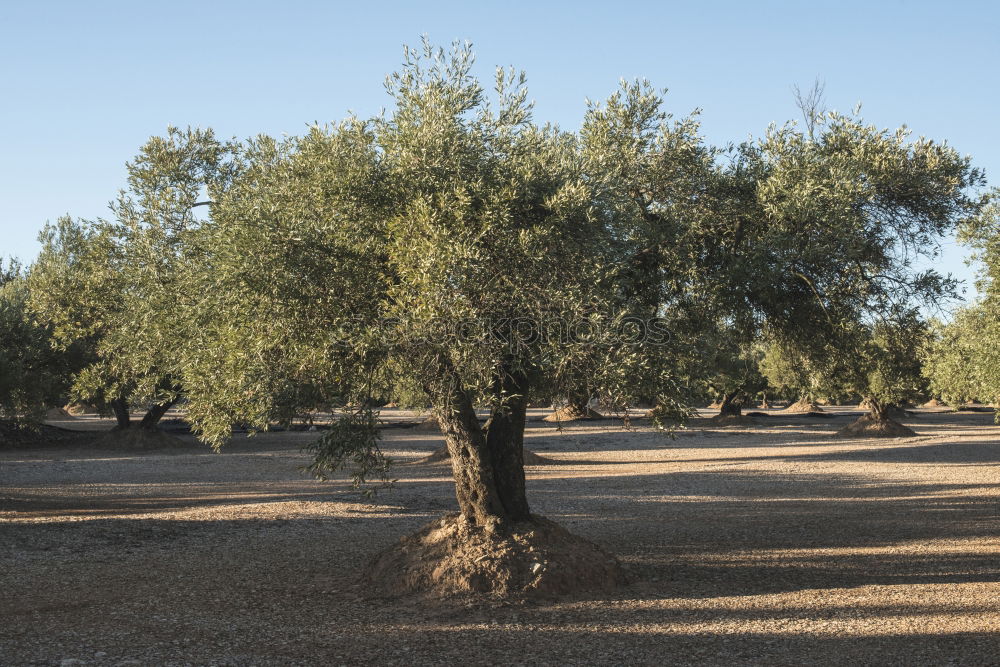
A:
3;406;1000;665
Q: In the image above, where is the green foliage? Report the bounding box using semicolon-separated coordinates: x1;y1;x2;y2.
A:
302;408;394;494
24;40;991;484
759;339;849;402
0;261;73;421
929;188;1000;412
692;325;766;405
28;128;234;420
858;310;931;408
702;111;986;405
178;40;696;472
923;304;1000;407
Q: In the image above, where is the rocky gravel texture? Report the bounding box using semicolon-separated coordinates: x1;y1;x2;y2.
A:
3;406;1000;665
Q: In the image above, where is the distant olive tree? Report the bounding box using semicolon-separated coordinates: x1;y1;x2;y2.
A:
922;310;994;407
0;261;74;423
923;193;1000;411
28;128;236;443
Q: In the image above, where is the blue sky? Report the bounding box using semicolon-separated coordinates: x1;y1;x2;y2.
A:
2;0;997;300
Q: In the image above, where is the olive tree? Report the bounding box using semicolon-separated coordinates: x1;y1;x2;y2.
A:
922;191;1000;410
0;261;75;424
28;128;234;443
923;308;998;407
173;42;697;595
688;111;990;431
837;309;931;433
759;339;848;408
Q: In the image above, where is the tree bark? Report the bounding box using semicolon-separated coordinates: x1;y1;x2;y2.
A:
110;398;131;429
138;398;176;429
717;390;743;417
864;396;889;420
483;378;531;522
432;359;532;527
110;397;176;431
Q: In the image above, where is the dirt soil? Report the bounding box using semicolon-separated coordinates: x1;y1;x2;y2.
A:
543;405;605;422
4;405;1000;665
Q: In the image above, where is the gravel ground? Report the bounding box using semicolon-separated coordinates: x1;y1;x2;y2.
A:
2;406;1000;665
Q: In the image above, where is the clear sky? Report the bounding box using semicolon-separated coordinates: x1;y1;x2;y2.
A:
2;0;997;300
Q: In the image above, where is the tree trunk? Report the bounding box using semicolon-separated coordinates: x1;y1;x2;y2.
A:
110;398;131;429
864;397;889;420
111;397;175;431
138;398;176;429
566;393;591;414
717;390;743;417
483;382;531;522
433;360;531;527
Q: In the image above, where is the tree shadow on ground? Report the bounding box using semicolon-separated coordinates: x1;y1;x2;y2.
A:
526;468;1000;599
6;416;1000;606
5;450;1000;664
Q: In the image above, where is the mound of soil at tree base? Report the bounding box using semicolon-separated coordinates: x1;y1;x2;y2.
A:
63;401;98;416
93;427;190;450
0;420;97;448
45;407;71;420
365;513;625;599
835;414;916;438
542;405;605;422
784;398;824;413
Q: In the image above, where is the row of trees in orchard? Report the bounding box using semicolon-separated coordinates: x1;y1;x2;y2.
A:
2;41;996;594
924;196;1000;406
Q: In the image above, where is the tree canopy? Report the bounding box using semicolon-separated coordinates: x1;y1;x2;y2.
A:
11;38;996;596
0;261;75;422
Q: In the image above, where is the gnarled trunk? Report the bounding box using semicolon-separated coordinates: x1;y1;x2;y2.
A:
111;397;131;429
434;362;531;527
483;388;530;521
864;396;889;420
138;398;175;429
372;364;624;599
717;390;743;417
110;397;177;431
